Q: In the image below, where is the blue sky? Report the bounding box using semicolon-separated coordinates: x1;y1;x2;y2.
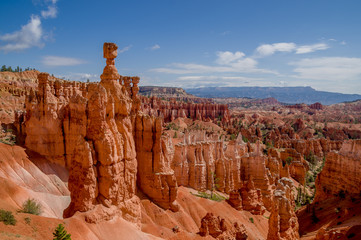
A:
1;0;361;94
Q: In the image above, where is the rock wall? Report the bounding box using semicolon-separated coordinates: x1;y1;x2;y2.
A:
141;96;230;123
274;138;342;158
171;135;245;193
314;139;361;202
134;115;179;211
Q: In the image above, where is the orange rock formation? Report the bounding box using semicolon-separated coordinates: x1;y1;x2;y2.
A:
314;139;361;203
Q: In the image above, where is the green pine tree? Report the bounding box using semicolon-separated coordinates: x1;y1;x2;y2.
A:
53;224;71;240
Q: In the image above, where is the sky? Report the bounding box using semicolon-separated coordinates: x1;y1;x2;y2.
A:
1;0;361;94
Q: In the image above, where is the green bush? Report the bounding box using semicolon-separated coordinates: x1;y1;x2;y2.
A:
285;156;293;165
19;199;42;215
0;209;17;225
165;123;179;131
249;217;254;223
192;191;226;202
53;224;71;240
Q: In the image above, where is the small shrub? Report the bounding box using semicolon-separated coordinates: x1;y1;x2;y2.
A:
19;199;42;215
192;191;226;202
165;123;179;131
53;224;71;240
0;209;17;225
242;136;249;143
230;134;236;140
249;217;254;223
24;217;31;224
285;157;293;165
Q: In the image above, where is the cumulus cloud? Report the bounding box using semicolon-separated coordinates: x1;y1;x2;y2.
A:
0;15;43;52
290;57;361;80
256;42;329;56
42;56;86;66
216;51;245;65
150;44;160;50
0;0;59;52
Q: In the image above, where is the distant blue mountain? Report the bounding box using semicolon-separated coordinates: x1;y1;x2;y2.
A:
185;86;361;105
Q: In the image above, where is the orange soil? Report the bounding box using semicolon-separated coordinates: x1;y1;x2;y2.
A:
140;187;269;239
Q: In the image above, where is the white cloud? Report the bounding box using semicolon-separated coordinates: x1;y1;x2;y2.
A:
216;51;245;65
290;57;361;81
150;44;160;50
0;0;59;52
119;45;132;53
41;5;57;19
256;42;296;56
42;56;86;66
152;51;276;75
256;42;329;57
0;15;43;52
295;43;329;54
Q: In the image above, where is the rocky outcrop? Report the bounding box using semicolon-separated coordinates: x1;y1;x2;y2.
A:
241;142;272;210
171;133;246;193
267;178;299;240
314;140;361;202
134;115;179;211
240;178;265;215
23;43;143;224
273;138;342;158
227;190;242;210
172;135;269;214
199;212;248;240
280;148;309;184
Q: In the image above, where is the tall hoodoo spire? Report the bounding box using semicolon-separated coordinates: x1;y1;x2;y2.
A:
100;42;120;82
